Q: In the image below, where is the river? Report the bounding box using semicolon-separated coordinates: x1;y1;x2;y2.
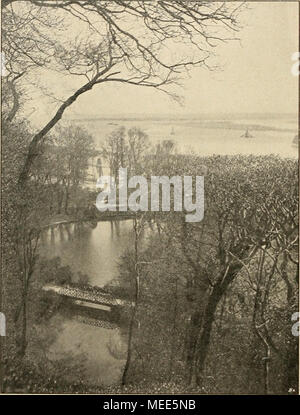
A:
71;115;298;159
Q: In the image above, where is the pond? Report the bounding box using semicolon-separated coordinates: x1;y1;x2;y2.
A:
39;219;135;386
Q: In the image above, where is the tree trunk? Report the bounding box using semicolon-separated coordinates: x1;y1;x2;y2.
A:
169;277;178;380
186;308;202;386
18;297;27;358
122;218;140;386
57;188;64;214
194;265;240;387
262;346;271;394
195;284;222;387
64;187;70;214
121;287;138;386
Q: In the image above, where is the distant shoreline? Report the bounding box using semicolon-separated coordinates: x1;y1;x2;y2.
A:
67;117;296;134
66;112;297;121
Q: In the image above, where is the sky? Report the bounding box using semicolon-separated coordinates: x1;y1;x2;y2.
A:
29;2;299;124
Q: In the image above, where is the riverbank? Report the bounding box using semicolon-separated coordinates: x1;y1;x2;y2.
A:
42;210;139;229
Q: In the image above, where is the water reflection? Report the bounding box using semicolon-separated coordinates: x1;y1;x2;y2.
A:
39;219;134;385
40;219;134;286
48;316;127;386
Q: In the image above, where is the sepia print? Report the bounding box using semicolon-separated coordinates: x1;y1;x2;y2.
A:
0;0;299;395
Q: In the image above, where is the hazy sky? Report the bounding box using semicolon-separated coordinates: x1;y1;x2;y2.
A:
30;2;298;124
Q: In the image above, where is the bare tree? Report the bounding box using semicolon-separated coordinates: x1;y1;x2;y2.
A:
2;1;243;184
127;127;150;175
102;127;127;183
122;215;146;386
2;2;63;122
13;219;40;357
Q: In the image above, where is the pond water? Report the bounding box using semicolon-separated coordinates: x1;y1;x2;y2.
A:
39;220;134;386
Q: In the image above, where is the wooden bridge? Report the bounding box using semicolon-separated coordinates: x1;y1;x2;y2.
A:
43;283;131;311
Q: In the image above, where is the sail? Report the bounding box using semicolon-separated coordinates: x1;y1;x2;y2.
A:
241;128;253;138
292;134;298;147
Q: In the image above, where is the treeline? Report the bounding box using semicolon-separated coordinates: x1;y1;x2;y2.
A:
1;113;298;394
105;154;299;394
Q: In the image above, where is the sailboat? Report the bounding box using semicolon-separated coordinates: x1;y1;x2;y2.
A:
170;127;175;135
241;128;253;138
292;134;298;148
